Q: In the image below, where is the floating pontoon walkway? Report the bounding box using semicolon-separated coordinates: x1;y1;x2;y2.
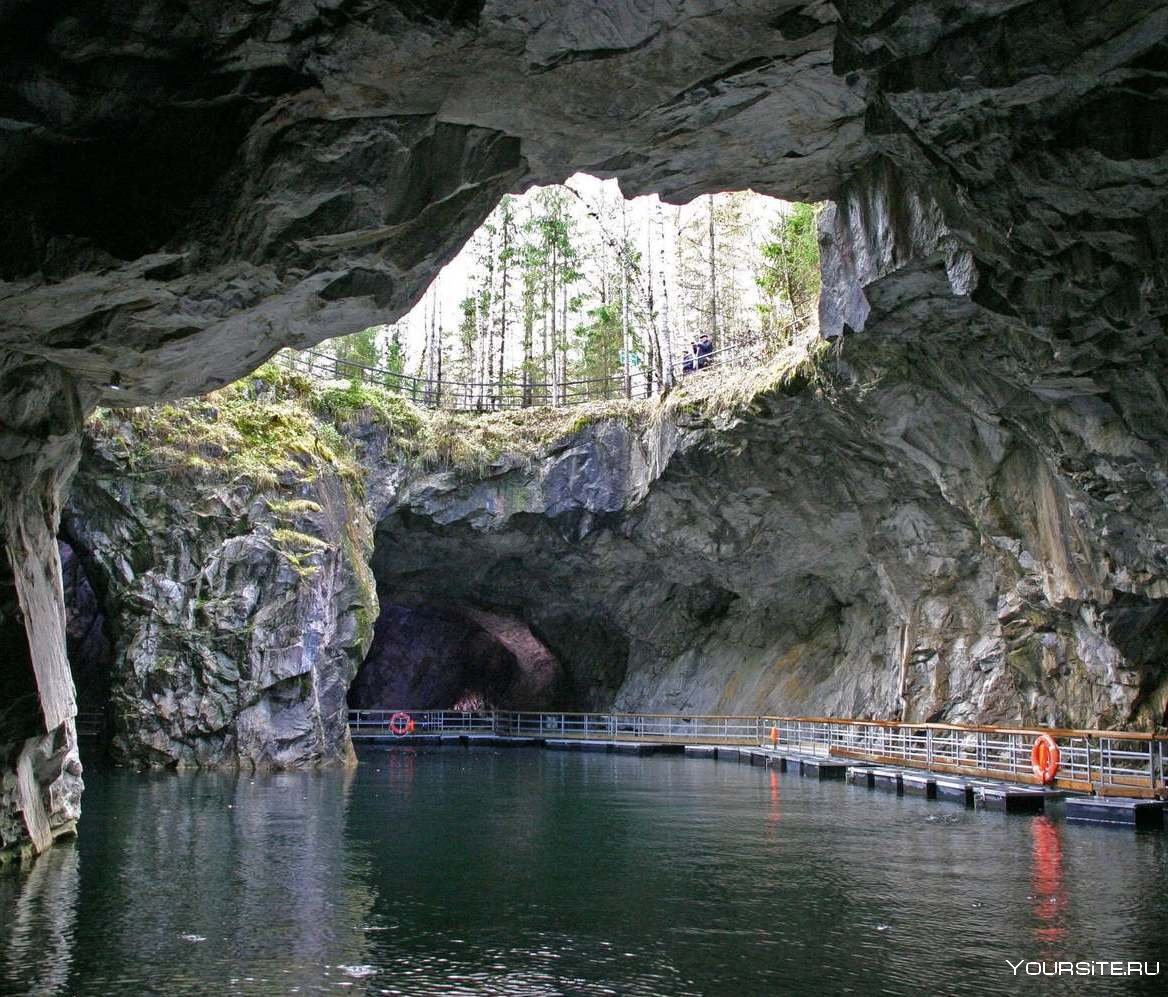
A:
350;709;1167;829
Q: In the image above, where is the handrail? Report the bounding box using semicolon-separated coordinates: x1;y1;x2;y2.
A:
273;322;807;412
756;715;1168;742
350;708;1168;740
346;708;1168;798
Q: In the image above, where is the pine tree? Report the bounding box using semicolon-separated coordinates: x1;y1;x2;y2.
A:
456;294;477;406
519;209;543;406
359;184;818;408
383;323;407;390
655;200;676;388
757;202;821;335
332;326;380;379
496;195;516;401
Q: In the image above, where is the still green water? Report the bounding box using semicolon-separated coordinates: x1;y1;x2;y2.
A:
1;746;1165;996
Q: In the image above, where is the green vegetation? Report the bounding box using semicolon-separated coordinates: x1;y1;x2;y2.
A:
403;400;646;476
324;185;820;410
268;527;329;578
311;379;423;436
265;498;324;518
757;202;822;330
90;332;835;488
659;334;834;422
332;326;380;371
89;372;359;489
270;528;328;551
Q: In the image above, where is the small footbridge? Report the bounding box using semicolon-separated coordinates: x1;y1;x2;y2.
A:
349;710;1168;829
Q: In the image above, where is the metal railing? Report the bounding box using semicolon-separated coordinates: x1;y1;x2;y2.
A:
347;709;1168;799
495;711;762;742
275;325;796;413
765;717;1168;799
349;709;496;736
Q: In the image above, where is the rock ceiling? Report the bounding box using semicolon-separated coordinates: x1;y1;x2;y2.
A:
1;1;1164;405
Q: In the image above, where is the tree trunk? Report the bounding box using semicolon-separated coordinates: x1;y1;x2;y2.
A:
498;215;510;404
644;214;658;395
560;280;568;404
656;201;676;389
540;272;549;404
707;194;717;345
522;294;533;407
621;199;632;399
550;240;559;405
484;227;496;406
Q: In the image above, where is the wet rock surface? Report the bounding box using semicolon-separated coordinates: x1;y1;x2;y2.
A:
34;314;1168;781
0;358;90;860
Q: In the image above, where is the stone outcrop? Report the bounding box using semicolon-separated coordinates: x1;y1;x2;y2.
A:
61;380;376;769
0;357;90;862
368;339;1168;730
1;3;1164;408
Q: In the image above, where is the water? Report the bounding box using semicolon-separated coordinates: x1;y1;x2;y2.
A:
1;747;1165;996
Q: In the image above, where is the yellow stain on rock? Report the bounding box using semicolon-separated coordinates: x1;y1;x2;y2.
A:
714;672;742;713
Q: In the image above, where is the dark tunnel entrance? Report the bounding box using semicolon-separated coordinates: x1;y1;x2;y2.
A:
347;602;568;712
59;540;114;748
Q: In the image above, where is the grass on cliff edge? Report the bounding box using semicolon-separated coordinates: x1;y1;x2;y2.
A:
87;334;832;483
87;379;361;488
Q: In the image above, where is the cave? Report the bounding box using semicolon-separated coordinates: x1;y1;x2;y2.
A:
348;601;567;712
58;540;114;732
2;1;1168;867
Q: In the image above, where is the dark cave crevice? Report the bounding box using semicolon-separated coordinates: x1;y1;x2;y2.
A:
58;539;114;743
348;601;568;712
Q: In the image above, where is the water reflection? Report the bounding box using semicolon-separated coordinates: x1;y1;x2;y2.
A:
766;768;781;832
1030;816;1068;945
2;750;1165;996
0;763;379;995
1;843;79;994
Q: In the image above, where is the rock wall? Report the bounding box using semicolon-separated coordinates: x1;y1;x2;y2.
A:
2;2;1163;412
53;330;1168;785
2;1;1167;855
0;357;89;863
368;335;1168;731
62;382;376;770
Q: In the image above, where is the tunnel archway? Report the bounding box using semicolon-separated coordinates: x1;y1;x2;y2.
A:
348;601;567;712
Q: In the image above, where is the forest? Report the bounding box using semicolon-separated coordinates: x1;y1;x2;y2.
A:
309;180;821;407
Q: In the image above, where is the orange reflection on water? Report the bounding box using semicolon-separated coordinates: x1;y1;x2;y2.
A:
766;769;781;830
1030;816;1068;945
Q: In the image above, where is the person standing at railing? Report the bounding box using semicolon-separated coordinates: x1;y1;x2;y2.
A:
694;333;714;369
681;348;695;374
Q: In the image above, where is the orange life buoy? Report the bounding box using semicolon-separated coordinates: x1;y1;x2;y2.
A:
1030;733;1060;784
389;711;412;736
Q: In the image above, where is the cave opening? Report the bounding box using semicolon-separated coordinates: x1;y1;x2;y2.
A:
302;175;822;409
347;601;568;713
58;539;114;747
